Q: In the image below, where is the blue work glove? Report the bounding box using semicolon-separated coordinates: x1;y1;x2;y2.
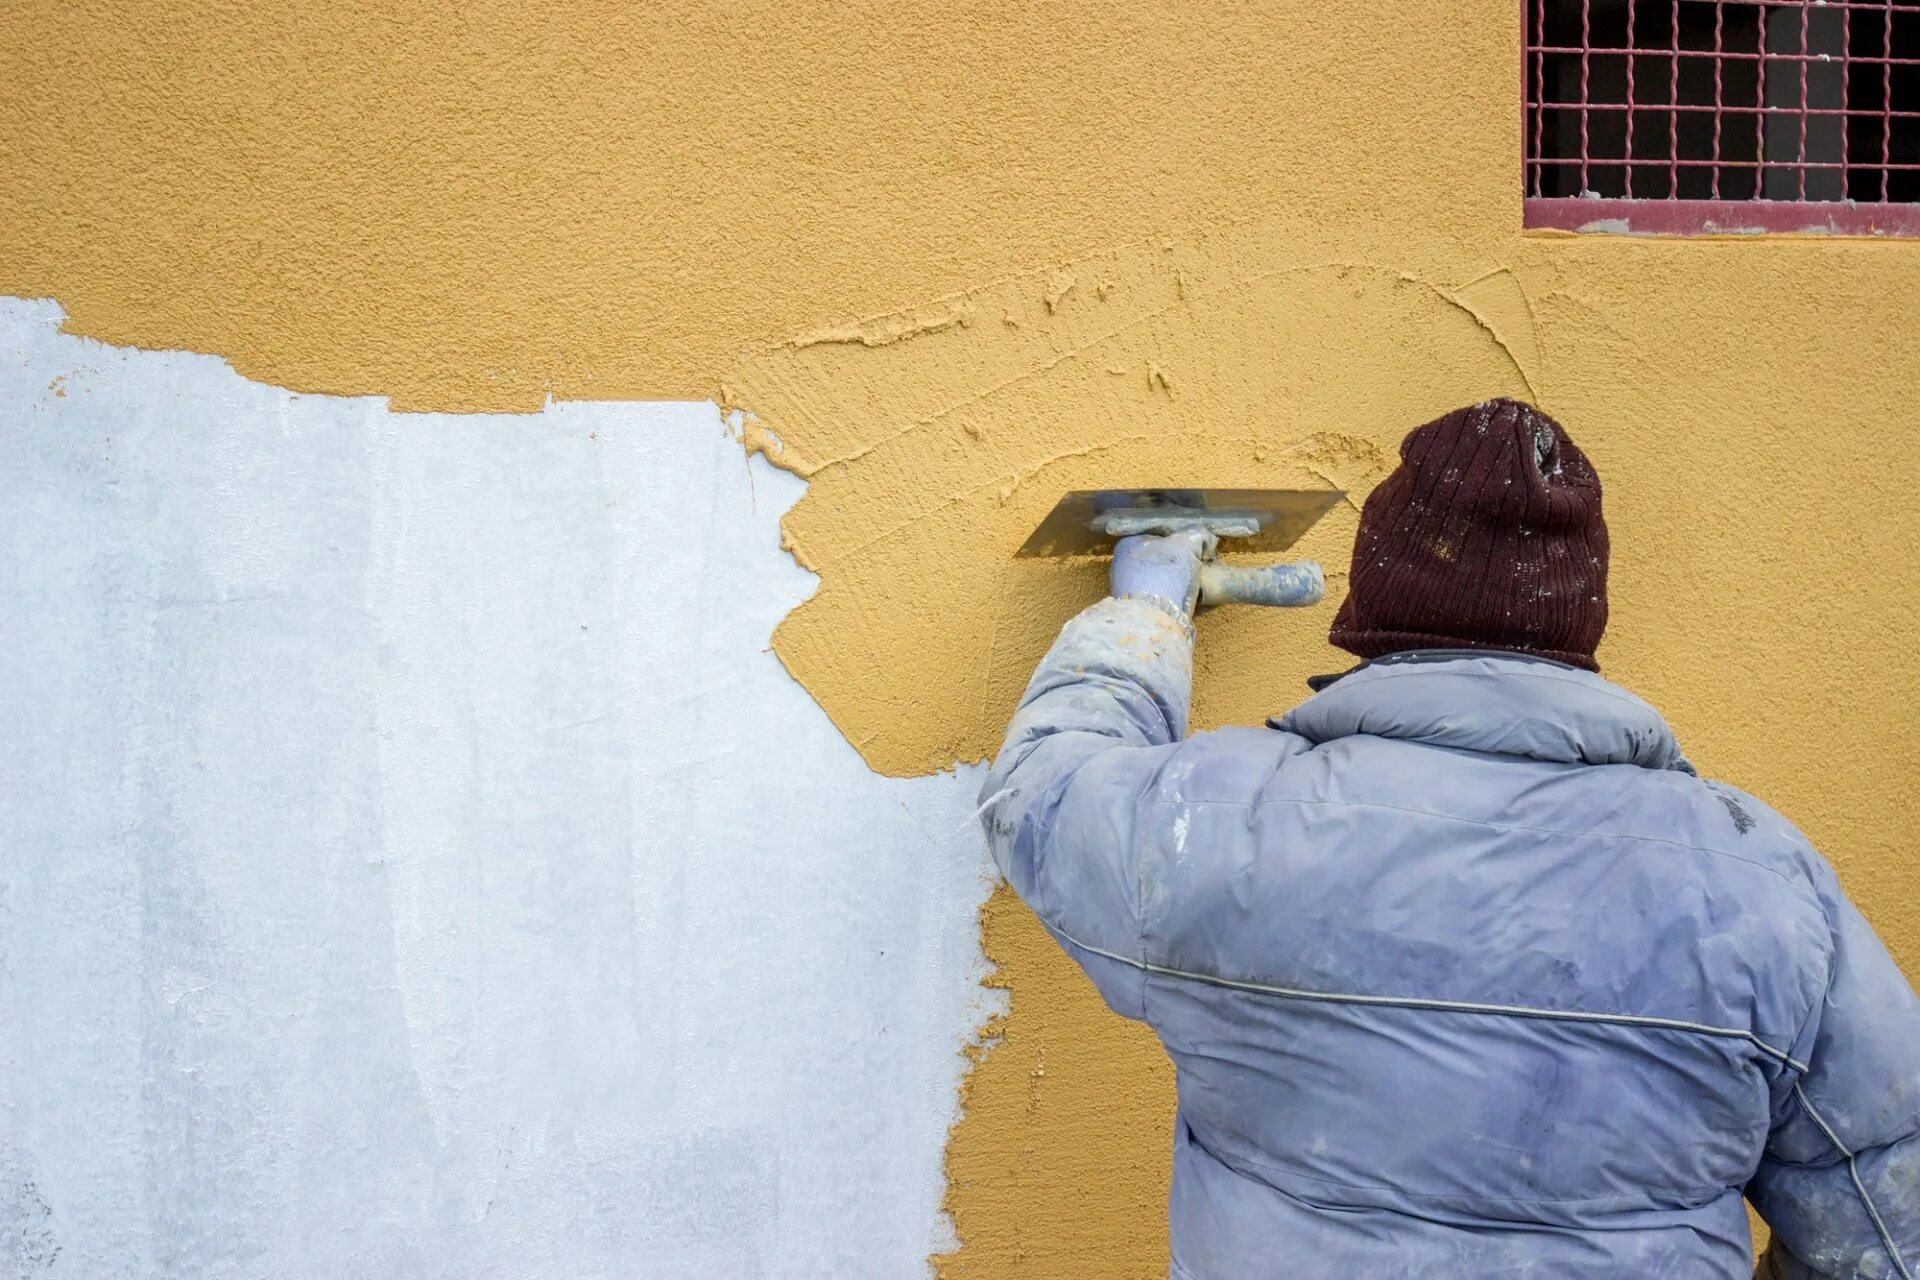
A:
1110;529;1216;617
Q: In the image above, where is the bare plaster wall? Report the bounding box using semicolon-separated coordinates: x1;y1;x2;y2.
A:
5;3;1920;1275
1;300;994;1277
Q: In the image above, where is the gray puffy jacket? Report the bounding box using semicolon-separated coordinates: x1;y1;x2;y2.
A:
980;596;1920;1279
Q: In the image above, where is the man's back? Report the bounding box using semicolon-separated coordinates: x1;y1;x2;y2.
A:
982;598;1920;1279
1158;656;1830;1277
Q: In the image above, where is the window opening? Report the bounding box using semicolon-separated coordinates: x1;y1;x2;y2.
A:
1524;0;1920;233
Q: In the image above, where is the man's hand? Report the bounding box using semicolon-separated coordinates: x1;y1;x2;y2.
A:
1111;529;1216;617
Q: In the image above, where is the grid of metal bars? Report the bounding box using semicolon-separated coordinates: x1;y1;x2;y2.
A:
1524;0;1920;234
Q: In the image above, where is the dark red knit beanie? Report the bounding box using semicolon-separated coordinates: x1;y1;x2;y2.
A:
1329;398;1609;670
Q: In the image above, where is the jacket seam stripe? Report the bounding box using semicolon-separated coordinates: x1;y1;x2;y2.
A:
1059;929;1810;1072
1200;1132;1725;1209
1792;1084;1914;1280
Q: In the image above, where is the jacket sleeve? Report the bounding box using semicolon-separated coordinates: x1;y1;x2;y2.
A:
977;596;1194;1021
1748;856;1920;1280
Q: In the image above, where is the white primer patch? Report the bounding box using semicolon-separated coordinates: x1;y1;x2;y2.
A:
0;297;996;1279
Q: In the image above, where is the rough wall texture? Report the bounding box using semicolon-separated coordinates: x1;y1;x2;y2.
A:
5;2;1919;1276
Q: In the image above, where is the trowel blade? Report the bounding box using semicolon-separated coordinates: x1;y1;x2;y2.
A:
1016;488;1345;558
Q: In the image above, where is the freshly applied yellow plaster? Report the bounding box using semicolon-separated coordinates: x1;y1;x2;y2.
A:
6;3;1919;1275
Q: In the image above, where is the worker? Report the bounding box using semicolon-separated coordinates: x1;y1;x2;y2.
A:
979;398;1920;1279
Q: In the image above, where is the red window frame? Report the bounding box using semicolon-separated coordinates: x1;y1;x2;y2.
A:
1523;0;1920;236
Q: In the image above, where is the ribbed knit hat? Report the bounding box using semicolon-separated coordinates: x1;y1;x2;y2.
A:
1329;398;1609;670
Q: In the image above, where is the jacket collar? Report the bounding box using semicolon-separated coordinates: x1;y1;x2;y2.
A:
1303;647;1583;693
1273;652;1693;773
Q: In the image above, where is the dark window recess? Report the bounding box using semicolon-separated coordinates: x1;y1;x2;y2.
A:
1524;0;1920;233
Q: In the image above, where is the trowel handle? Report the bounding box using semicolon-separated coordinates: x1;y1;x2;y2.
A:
1196;559;1325;609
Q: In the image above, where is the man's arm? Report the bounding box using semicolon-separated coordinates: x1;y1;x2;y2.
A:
1748;856;1920;1280
977;533;1207;1020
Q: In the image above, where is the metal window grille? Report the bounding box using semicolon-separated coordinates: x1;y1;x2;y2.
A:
1524;0;1920;234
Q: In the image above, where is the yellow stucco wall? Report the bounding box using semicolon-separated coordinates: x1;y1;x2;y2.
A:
6;3;1917;1274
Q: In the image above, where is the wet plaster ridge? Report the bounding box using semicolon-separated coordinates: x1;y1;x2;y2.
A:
728;253;1541;484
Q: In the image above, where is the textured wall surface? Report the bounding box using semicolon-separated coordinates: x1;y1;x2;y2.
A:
1;299;993;1278
4;2;1920;1276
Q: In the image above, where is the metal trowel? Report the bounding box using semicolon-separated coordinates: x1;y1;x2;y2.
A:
1017;488;1344;608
